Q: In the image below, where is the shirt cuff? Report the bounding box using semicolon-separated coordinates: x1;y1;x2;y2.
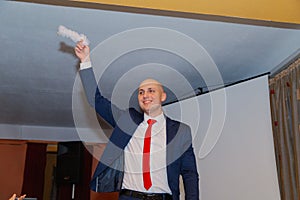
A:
80;61;92;70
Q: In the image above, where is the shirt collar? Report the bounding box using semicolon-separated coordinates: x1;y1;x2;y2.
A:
143;112;165;125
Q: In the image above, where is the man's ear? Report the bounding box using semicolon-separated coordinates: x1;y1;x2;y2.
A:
161;92;167;102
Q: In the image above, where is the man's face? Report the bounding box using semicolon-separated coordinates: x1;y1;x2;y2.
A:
138;79;167;117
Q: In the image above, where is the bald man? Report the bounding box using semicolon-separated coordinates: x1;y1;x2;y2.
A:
75;42;199;200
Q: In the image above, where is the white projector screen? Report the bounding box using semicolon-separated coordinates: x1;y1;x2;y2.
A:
164;75;281;200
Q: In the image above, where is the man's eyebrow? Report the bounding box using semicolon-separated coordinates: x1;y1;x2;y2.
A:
145;87;156;90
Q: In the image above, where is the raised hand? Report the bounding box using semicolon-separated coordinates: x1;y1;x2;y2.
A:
75;41;91;63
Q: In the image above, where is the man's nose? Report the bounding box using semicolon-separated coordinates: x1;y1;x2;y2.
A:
143;91;150;98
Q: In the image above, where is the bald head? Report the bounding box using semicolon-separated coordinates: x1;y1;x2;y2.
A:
139;78;164;92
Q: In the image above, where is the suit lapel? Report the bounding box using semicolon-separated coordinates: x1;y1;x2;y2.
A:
166;117;178;144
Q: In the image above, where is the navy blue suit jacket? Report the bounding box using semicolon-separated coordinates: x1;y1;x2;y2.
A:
79;68;199;200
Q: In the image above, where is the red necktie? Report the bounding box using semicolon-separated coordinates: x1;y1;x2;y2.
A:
143;119;156;190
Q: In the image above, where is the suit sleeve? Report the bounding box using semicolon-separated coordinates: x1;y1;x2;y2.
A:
180;126;199;200
79;67;122;127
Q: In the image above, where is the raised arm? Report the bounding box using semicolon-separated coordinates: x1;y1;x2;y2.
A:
74;41;122;127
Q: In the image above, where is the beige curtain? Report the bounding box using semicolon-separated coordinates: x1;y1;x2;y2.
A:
269;58;300;200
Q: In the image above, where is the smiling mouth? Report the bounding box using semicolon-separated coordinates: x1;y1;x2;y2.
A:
143;100;152;104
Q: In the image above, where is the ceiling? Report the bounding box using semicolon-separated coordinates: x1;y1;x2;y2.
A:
0;0;300;130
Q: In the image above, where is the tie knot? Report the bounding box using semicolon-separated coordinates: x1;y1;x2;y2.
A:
147;119;156;125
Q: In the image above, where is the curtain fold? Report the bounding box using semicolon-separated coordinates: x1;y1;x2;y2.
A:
269;58;300;200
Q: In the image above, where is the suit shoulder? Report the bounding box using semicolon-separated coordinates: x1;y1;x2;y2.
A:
166;117;191;130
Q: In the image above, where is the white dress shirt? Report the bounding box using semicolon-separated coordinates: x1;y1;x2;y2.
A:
122;112;172;194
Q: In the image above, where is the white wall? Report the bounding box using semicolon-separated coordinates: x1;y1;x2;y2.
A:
164;75;281;200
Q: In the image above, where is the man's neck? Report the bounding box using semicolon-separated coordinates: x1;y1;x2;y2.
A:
145;109;163;118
